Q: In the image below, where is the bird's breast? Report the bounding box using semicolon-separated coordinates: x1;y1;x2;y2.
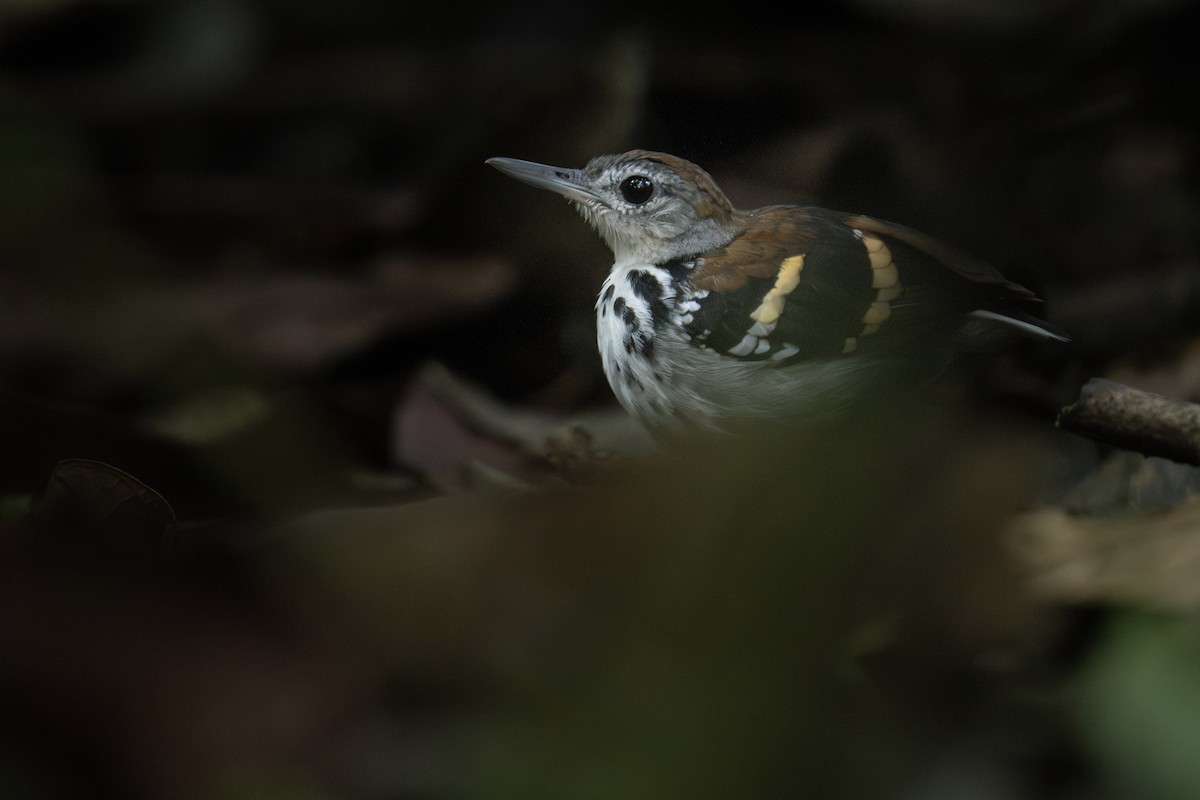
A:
594;260;695;424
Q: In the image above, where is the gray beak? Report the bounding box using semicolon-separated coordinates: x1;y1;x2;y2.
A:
486;157;600;205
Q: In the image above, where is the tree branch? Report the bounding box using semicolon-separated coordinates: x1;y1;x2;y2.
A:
1058;378;1200;466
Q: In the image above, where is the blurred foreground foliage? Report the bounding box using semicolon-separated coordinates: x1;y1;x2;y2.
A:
3;394;1086;799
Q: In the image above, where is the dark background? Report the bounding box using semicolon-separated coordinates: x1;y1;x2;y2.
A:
2;1;1200;798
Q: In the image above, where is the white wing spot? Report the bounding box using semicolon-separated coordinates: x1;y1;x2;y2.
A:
772;343;800;361
728;333;759;357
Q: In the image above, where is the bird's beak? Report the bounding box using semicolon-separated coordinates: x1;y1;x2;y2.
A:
486;157;601;206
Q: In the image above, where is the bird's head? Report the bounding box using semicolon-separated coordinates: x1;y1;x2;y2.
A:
487;150;740;264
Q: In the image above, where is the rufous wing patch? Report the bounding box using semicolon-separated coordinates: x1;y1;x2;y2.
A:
690;208;818;293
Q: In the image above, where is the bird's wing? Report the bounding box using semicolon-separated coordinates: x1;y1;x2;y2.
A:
677;206;1059;365
841;214;1038;297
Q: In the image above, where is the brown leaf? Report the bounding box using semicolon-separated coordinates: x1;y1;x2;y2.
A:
1009;498;1200;611
31;458;176;557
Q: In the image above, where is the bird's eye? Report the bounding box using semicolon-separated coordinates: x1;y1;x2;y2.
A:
619;175;654;205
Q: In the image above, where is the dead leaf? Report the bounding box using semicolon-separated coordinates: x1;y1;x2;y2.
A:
1009;498;1200;612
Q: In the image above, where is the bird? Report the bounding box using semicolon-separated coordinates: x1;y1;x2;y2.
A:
487;150;1066;431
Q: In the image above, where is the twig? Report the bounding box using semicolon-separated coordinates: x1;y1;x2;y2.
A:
417;362;654;465
1058;378;1200;465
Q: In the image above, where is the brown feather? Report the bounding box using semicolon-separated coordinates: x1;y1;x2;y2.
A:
690;207;822;292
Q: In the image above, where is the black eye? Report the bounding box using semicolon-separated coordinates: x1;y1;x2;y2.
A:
619;175;654;205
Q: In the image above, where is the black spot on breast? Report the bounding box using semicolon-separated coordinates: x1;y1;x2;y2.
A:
619;302;638;332
603;284;615;303
640;337;655;361
628;271;660;304
613;291;656;361
628;270;670;327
